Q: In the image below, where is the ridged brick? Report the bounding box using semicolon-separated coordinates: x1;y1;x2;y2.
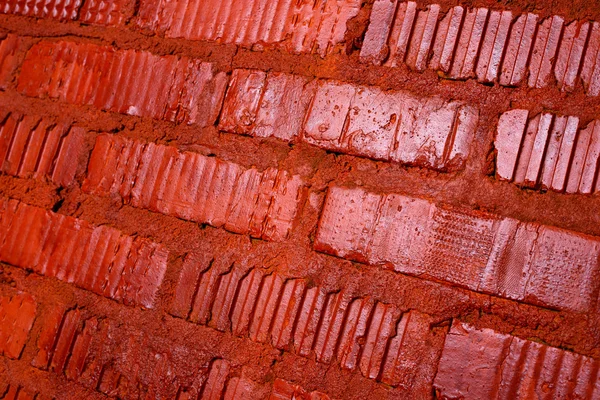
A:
434;321;600;399
0;35;24;89
0;0;81;20
219;69;479;172
496;109;600;194
315;186;600;313
79;0;127;25
1;384;51;400
0;198;168;308
0;111;84;186
83;134;304;241
17;41;227;126
171;258;443;388
136;0;361;57
270;379;330;400
0;292;36;359
361;2;600;96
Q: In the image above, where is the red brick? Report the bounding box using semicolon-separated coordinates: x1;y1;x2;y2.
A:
270;379;330;400
384;1;417;68
0;292;36;359
429;6;464;73
0;111;84;186
528;16;564;88
223;376;259;400
248;274;284;343
79;0;128;25
0;0;81;20
359;0;398;65
500;13;539;86
404;4;440;72
476;10;512;83
359;302;398;380
1;384;45;400
0;198;168;308
201;359;230;400
315;186;600;313
449;7;488;80
582;22;600;97
0;35;25;89
136;0;360;57
17;41;227;126
434;321;600;399
83;134;304;241
337;297;374;370
555;21;590;91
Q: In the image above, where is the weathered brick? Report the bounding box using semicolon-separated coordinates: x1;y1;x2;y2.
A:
17;41;227;126
528;16;564;88
449;8;488;79
79;0;128;25
500;13;539;86
83;134;304;241
495;109;600;194
0;111;84;186
554;21;590;91
315;186;600;313
434;321;600;399
0;0;81;20
270;379;330;400
0;292;36;359
0;198;168;308
1;384;49;400
360;0;398;65
136;0;361;57
0;35;25;89
476;11;512;83
429;6;463;73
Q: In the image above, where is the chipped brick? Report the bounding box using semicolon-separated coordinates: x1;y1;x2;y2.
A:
0;292;36;359
270;379;330;400
0;35;25;89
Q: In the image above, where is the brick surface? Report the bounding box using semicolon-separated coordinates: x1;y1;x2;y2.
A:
270;379;330;400
170;256;444;389
219;69;479;172
495;109;600;194
17;41;227;126
0;0;81;20
136;0;361;57
0;292;36;359
0;198;168;308
1;384;52;400
434;321;600;399
79;0;128;25
0;111;84;186
361;1;600;95
315;186;600;313
0;35;24;89
83;134;304;241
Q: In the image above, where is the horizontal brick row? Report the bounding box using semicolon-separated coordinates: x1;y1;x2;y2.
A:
434;321;600;399
83;134;304;241
496;109;600;194
17;41;227;126
314;186;600;313
219;69;479;171
0;35;24;89
30;305;251;399
0;292;36;359
0;198;167;308
1;384;52;400
270;379;329;400
171;258;443;394
136;0;361;57
0;0;127;25
361;1;600;96
0;111;83;186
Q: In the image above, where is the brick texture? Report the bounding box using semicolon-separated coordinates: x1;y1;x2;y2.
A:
0;292;36;359
219;69;479;171
136;0;361;57
361;1;600;95
0;35;24;89
270;379;330;400
170;256;445;393
496;109;600;194
0;0;127;25
0;198;168;308
83;134;305;241
17;41;227;126
0;111;84;186
315;186;600;313
1;384;52;400
434;321;600;399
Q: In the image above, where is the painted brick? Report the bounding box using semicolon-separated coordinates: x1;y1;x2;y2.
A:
219;69;479;172
495;109;600;194
17;41;227;126
0;111;84;186
0;292;36;359
136;0;361;57
0;0;81;20
0;198;168;308
171;258;443;389
434;321;600;399
270;379;330;400
83;134;304;241
361;2;600;96
315;186;600;313
0;35;25;89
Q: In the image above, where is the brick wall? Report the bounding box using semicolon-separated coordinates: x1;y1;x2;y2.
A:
0;0;599;398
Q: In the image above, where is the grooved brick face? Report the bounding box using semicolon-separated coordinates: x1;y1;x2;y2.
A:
0;0;127;25
0;292;36;359
315;186;600;313
0;35;24;89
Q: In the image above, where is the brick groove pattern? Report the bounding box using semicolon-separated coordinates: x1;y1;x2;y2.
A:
0;0;126;25
0;35;24;89
496;109;600;194
83;134;305;242
136;0;361;57
30;305;257;399
0;198;168;308
270;379;330;400
0;292;36;359
1;384;52;400
17;41;227;126
361;1;600;96
434;321;600;399
219;69;479;171
315;186;600;313
171;258;443;393
0;111;83;186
